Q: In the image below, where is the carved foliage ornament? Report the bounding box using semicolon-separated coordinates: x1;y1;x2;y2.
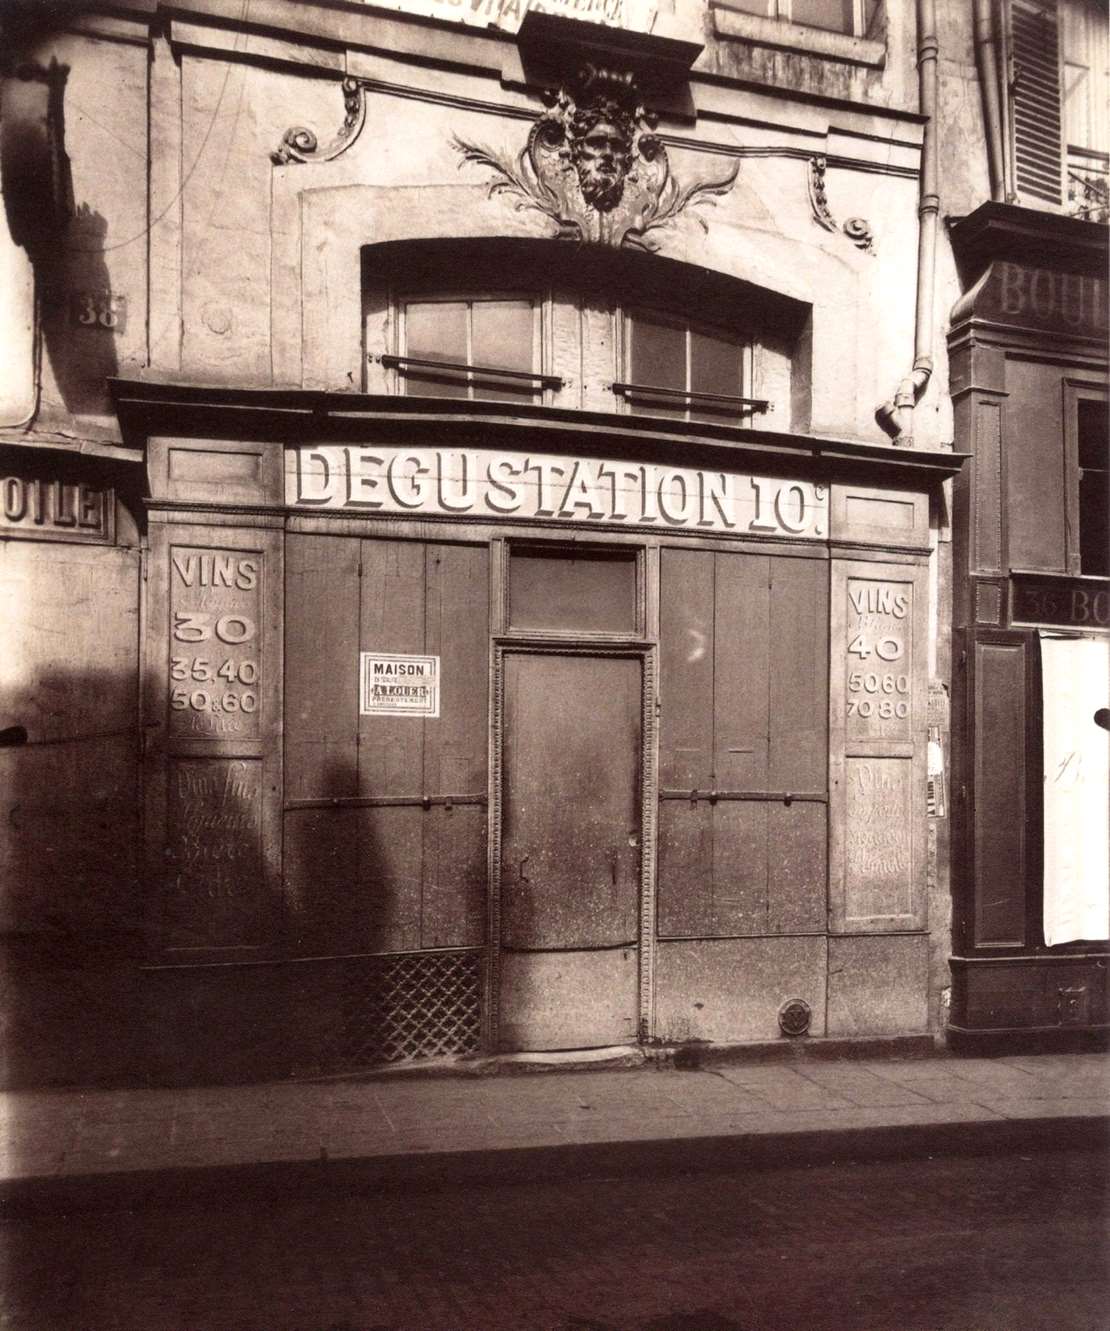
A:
454;65;739;250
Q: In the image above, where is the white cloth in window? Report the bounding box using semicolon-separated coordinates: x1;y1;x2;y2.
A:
1041;633;1110;946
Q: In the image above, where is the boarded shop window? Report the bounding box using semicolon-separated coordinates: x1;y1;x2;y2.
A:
657;548;829;938
623;311;753;424
508;545;639;634
284;535;489;955
399;296;541;402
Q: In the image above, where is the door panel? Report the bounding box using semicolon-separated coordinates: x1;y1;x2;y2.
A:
501;654;641;950
499;651;642;1051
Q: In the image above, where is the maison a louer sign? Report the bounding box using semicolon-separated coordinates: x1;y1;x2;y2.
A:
289;446;827;539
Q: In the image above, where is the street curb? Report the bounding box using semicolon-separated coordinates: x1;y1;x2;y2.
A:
2;1114;1106;1218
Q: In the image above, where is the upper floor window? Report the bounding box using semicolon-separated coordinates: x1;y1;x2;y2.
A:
1007;0;1108;220
395;295;544;403
619;312;755;424
722;0;882;36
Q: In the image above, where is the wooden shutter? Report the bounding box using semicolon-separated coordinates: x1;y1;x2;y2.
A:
1009;0;1065;206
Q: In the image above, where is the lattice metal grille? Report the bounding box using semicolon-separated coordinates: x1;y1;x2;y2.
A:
332;950;482;1065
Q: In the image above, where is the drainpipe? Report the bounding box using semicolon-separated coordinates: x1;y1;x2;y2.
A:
973;0;1006;202
876;0;939;446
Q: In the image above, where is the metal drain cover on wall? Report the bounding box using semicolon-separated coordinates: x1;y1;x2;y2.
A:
778;997;812;1037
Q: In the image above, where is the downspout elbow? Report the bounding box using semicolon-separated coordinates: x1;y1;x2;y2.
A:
876;357;933;443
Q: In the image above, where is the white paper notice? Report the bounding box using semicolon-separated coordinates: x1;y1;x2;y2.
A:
1041;634;1110;946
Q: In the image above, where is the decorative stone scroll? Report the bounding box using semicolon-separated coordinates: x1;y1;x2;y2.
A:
272;77;366;165
454;63;739;250
808;156;875;252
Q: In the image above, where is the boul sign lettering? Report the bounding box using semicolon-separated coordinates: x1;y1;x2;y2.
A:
360;653;440;718
291;447;826;540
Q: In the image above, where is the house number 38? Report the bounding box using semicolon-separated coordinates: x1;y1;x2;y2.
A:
69;291;127;332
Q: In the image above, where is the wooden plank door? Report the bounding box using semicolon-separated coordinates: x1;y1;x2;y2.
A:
498;651;642;1051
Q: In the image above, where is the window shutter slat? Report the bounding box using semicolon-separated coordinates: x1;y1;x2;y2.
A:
1010;0;1064;204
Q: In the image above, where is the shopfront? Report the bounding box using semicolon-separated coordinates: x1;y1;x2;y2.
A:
113;366;957;1077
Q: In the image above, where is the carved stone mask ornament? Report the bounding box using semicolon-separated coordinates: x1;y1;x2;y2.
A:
454;63;738;250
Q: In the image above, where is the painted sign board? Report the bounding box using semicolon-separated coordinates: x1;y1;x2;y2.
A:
1;474;113;543
1011;574;1110;629
290;446;827;541
361;652;441;718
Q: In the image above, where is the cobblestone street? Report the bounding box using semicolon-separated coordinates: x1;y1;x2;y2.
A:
4;1145;1106;1331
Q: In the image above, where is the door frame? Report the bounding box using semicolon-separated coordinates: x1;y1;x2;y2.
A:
485;640;659;1051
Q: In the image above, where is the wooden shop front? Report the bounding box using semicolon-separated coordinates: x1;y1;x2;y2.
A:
116;380;959;1078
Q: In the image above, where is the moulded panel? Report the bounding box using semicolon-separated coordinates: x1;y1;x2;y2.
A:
654;936;827;1044
499;946;639;1051
826;934;928;1036
830;484;929;549
162;757;269;951
973;640;1028;946
843;756;914;922
150;437;282;505
1005;360;1068;572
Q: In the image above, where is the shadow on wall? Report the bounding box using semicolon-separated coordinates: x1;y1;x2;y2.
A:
0;665;141;1090
0;55;118;418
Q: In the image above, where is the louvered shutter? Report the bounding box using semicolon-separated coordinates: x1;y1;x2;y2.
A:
1009;0;1065;205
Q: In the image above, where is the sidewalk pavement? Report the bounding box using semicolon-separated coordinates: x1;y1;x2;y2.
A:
2;1049;1107;1214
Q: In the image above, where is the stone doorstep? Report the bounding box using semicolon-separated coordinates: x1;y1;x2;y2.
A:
299;1033;941;1085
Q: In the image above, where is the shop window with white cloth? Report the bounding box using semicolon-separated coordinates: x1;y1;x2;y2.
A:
1041;634;1110;946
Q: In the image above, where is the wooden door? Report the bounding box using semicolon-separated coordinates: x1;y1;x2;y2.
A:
498;651;642;1051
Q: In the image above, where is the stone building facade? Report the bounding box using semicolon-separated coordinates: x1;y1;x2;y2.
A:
0;0;1103;1087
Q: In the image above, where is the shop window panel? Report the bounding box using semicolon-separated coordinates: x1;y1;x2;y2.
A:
628;312;685;418
421;805;487;949
471;299;538;404
355;805;424;953
767;555;829;791
358;539;426;799
403;301;468;398
713;552;770;790
283;807;360;947
710;802;770;934
659;548;715;788
657;801;715;937
766;802;827;932
424;542;490;795
508;546;638;633
285;534;360;801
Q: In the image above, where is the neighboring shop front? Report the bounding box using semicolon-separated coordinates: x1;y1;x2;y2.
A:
948;204;1109;1048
